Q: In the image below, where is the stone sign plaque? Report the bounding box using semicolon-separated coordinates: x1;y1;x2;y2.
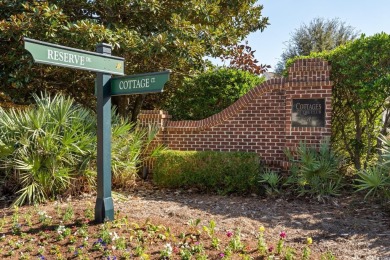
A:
292;99;325;127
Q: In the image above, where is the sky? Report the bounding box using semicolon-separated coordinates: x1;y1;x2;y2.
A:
213;0;390;71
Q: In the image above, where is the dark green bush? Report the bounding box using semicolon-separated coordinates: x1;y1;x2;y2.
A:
153;150;260;194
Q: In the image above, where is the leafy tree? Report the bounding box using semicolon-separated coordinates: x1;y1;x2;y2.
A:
275;17;358;74
286;33;390;170
165;68;265;120
0;0;269;120
222;41;271;75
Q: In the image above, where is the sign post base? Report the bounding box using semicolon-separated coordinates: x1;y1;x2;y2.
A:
94;197;114;223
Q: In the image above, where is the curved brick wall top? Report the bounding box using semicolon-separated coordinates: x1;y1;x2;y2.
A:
164;77;285;131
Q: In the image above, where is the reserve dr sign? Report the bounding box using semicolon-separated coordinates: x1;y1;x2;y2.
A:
24;38;124;75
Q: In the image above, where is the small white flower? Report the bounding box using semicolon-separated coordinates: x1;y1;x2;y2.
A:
57;225;66;235
38;211;46;216
112;232;119;241
164;243;172;255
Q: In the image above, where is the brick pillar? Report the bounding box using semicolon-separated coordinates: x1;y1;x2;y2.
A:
284;58;332;156
138;110;171;129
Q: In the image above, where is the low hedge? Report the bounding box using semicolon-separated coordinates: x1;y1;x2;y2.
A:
153;150;261;194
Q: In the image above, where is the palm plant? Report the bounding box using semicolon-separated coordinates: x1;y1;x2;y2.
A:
285;139;344;199
258;168;282;195
0;93;96;205
111;112;165;188
354;135;390;200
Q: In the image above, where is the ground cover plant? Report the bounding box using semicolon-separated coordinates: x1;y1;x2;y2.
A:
0;194;343;260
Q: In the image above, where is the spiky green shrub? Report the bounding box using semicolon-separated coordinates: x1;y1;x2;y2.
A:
258;168;283;195
0;93;96;205
0;93;163;205
354;135;390;200
153;150;260;194
285;139;344;199
111;116;165;188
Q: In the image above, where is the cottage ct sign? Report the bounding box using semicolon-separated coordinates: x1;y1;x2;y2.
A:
111;71;169;96
24;38;169;223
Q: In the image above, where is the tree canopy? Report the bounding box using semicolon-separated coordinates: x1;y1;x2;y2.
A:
275;17;358;74
0;0;269;118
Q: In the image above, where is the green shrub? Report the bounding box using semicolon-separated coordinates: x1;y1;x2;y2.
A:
285;139;344;199
153;150;260;194
111;117;165;188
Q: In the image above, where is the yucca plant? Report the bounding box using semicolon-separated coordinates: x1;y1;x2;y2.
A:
285;139;344;199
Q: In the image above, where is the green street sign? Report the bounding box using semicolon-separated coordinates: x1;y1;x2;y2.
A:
110;71;170;96
24;38;124;75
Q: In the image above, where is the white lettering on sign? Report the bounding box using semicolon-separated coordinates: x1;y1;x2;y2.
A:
118;78;152;90
47;49;87;66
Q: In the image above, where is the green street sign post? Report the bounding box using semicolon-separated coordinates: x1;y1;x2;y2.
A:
24;38;124;75
24;38;124;223
95;43;115;223
111;71;169;96
24;38;169;224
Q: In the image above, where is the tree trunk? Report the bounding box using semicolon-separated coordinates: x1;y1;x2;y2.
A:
131;94;146;123
353;111;362;170
112;96;130;118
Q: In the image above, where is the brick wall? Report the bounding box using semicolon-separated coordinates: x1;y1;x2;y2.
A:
138;58;332;170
